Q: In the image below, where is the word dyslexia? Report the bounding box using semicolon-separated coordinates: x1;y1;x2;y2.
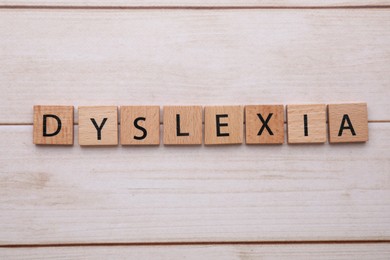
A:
33;103;368;146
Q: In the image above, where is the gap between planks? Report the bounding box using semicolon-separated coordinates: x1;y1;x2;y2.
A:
1;240;390;248
0;121;389;126
1;5;390;10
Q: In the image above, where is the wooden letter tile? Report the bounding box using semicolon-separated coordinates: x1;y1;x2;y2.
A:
245;105;284;144
33;105;74;145
204;106;243;145
287;104;326;144
78;106;118;146
120;106;160;145
328;103;368;143
163;106;202;145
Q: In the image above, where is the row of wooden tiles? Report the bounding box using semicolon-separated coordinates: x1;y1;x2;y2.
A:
33;103;368;146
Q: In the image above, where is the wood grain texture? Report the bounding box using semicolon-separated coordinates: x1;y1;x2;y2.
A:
1;243;390;260
1;0;390;7
1;9;390;124
1;3;390;257
0;123;389;244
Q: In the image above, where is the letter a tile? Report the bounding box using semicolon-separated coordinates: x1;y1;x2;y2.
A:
245;105;284;144
120;106;160;145
33;105;74;145
287;104;326;144
163;106;202;145
328;103;368;143
204;106;243;145
78;106;118;146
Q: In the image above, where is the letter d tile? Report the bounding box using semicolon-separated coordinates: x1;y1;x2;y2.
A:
33;105;74;145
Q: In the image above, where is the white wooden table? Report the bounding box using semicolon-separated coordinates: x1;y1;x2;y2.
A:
1;0;390;258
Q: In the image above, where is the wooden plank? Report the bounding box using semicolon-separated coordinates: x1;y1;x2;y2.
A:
1;243;390;259
0;123;389;244
1;9;390;123
1;0;390;8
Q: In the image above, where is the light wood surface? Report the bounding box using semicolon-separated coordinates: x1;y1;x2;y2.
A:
1;123;389;244
1;0;390;7
1;10;390;124
2;2;390;258
1;243;390;259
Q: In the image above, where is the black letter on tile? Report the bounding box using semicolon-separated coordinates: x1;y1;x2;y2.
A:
304;114;308;136
257;113;274;136
338;114;356;136
134;117;147;140
43;114;62;137
176;114;189;136
91;118;107;140
216;114;229;137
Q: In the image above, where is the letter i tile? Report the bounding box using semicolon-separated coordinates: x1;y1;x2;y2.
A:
287;104;326;144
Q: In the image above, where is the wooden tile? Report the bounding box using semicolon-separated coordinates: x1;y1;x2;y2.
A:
204;106;243;145
287;104;327;144
78;106;118;146
33;105;74;145
163;106;202;145
328;103;368;143
120;106;160;145
245;105;284;144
